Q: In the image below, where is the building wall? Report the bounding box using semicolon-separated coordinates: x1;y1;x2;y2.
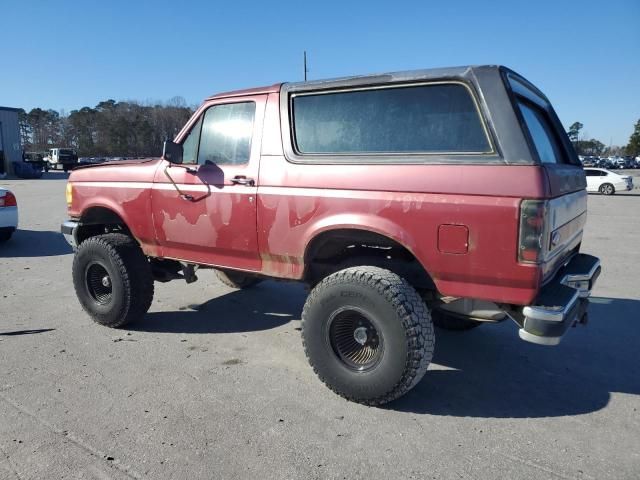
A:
0;108;22;176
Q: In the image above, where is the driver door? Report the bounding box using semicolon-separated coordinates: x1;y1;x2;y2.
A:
151;95;266;271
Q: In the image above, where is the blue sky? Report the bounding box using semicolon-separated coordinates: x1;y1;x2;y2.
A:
2;0;638;145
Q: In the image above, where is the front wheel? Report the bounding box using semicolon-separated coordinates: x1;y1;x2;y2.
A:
302;266;434;405
72;233;154;328
599;183;615;195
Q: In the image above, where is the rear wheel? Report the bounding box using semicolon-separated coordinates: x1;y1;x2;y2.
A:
302;266;434;405
599;183;615;195
215;269;262;289
72;233;154;328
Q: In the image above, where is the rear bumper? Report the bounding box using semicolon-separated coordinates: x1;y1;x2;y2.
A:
517;253;601;346
0;206;18;229
61;220;78;248
614;181;633;191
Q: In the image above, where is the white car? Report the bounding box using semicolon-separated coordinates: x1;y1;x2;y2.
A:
0;188;18;242
584;168;633;195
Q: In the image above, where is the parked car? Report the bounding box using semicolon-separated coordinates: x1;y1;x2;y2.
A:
623;156;636;169
593;157;607;168
581;156;597;167
61;65;601;406
0;188;18;242
609;157;626;169
584;168;633;194
78;157;107;167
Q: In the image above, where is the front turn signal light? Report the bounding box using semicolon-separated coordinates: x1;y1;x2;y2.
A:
66;183;73;206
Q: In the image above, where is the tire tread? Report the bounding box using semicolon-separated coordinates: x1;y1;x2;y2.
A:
72;233;154;328
302;266;434;405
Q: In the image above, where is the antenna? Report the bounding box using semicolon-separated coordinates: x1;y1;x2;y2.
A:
304;51;308;82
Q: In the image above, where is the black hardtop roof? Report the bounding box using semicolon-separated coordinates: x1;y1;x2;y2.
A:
284;65;503;91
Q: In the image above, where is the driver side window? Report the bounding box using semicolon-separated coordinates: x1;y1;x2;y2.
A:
181;102;256;166
198;102;256;166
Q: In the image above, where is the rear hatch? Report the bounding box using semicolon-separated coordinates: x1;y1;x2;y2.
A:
506;72;587;283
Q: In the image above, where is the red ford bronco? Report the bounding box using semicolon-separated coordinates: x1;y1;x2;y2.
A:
61;66;601;405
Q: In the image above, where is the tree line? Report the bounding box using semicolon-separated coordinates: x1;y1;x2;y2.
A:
18;97;194;158
17;99;640;160
567;119;640;157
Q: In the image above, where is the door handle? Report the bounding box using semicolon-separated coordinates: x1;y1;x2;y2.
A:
231;175;255;186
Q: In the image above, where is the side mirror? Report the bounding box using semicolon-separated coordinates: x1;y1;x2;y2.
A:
163;140;183;164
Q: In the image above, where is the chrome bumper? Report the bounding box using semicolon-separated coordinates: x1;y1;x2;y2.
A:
518;254;601;346
61;220;78;248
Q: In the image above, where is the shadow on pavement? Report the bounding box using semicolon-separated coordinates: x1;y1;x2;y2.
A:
0;328;56;336
390;296;639;418
36;172;70;181
131;281;305;334
0;229;72;257
130;281;639;418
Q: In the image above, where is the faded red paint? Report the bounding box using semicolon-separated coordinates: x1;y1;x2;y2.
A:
67;89;577;306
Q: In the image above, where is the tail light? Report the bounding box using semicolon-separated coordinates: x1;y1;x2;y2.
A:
518;199;548;264
0;191;17;207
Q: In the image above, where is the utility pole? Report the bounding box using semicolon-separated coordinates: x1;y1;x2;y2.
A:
304;51;308;82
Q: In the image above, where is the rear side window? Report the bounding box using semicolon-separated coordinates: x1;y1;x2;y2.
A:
518;100;565;164
291;83;491;155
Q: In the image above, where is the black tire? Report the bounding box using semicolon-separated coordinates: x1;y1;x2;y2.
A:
302;266;434;405
432;309;481;331
72;233;154;328
63;165;69;173
0;231;13;243
215;269;262;289
599;183;615;195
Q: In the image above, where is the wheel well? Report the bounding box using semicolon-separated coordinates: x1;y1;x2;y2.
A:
304;229;435;290
76;207;131;244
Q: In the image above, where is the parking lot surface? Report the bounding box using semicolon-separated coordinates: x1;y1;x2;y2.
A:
1;172;639;479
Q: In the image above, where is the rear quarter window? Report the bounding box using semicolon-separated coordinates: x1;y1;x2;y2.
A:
291;83;491;156
517;99;566;165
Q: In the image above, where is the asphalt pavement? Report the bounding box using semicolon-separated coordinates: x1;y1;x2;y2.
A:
0;171;638;479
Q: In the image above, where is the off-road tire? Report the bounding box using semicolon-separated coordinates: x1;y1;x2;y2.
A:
302;266;434;405
599;183;615;195
215;269;262;289
432;309;482;331
72;233;154;328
